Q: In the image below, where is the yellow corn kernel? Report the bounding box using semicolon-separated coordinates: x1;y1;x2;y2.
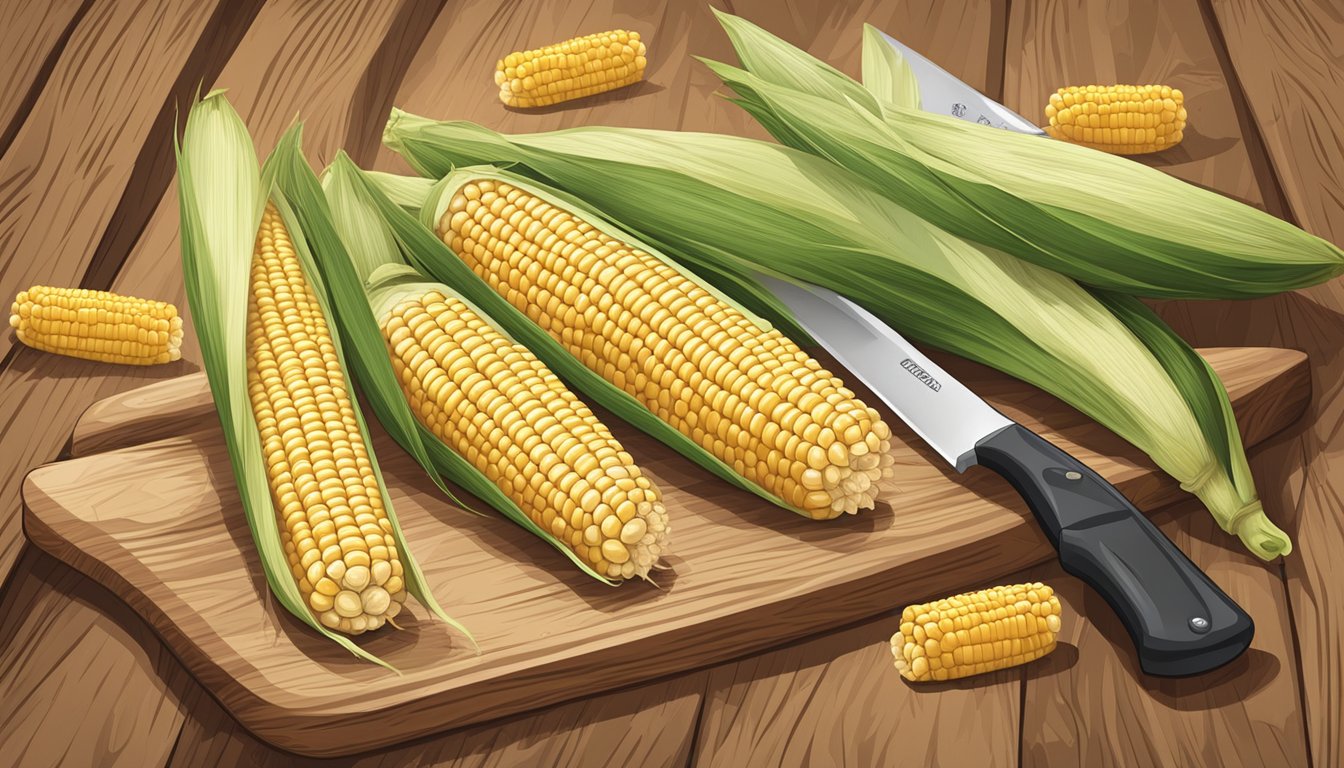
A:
1044;85;1186;154
891;582;1063;682
10;285;183;365
495;29;647;108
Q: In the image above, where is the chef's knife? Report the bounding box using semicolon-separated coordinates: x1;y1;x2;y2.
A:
754;273;1253;676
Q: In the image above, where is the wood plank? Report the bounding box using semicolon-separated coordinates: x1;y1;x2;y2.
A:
0;547;197;768
19;347;1307;756
1019;500;1307;767
692;611;1021;768
0;0;230;363
0;0;87;154
0;0;444;586
1002;0;1274;209
166;670;706;768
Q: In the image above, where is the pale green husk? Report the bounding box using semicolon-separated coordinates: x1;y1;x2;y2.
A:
176;93;466;669
285;149;615;583
706;10;1344;300
382;111;1290;559
860;24;919;110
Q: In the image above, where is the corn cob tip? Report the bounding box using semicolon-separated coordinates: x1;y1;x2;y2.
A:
891;582;1063;682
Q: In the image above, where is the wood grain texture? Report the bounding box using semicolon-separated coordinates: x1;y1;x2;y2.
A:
692;613;1021;768
1002;0;1275;208
1019;503;1308;767
166;670;706;768
0;548;196;768
0;0;87;154
19;347;1307;756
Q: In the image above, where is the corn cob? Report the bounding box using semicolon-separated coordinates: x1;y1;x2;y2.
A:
496;29;646;108
1045;85;1186;154
891;583;1063;682
248;203;406;634
377;283;669;580
10;285;183;365
434;177;894;519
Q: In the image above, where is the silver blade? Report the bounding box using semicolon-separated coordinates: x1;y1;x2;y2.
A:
755;273;1012;472
877;31;1045;136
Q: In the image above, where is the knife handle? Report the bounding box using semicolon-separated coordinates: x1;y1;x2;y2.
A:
974;424;1253;676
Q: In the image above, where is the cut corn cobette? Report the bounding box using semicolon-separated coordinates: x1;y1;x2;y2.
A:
891;583;1063;682
495;30;647;108
10;285;183;365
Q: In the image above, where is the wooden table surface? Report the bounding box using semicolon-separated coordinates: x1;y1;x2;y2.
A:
0;1;1339;766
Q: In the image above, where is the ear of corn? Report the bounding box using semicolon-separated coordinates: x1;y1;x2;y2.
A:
496;29;647;108
705;11;1344;300
423;169;895;518
381;113;1290;560
283;150;669;582
10;285;183;365
177;92;461;667
891;583;1063;682
1045;85;1187;154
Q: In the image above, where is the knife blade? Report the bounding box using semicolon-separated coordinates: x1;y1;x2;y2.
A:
876;31;1046;136
754;272;1252;676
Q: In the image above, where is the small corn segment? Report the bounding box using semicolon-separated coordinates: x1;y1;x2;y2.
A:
495;29;646;108
1044;85;1186;155
436;179;895;519
10;285;183;365
248;203;405;634
891;583;1063;682
382;288;669;580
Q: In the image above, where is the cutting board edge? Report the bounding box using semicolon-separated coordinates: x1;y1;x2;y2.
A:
22;459;1076;756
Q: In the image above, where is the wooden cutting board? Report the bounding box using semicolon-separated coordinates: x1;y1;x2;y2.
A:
22;347;1309;757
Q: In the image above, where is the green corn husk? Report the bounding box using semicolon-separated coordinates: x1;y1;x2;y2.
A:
284;148;619;583
383;111;1290;559
176;93;465;669
704;10;1344;300
860;24;919;110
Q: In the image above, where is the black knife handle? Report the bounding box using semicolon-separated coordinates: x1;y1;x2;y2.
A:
974;424;1253;676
